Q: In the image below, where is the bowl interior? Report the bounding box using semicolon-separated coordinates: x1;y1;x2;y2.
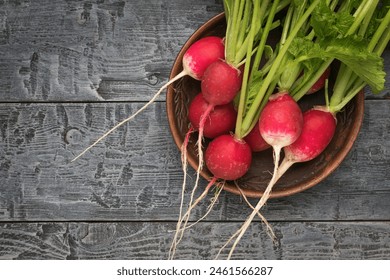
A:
166;13;364;198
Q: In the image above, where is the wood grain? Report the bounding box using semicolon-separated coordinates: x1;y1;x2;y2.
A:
0;221;389;260
0;0;223;102
0;101;389;221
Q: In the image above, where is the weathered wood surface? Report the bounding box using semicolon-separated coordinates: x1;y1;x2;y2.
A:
0;0;223;102
0;222;389;260
0;0;390;260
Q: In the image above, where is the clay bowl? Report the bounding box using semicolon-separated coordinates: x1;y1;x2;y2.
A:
166;13;364;198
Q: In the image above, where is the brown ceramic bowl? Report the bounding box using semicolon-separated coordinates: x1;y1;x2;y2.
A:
166;13;364;198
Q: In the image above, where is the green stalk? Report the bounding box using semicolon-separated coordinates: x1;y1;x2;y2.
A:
235;0;260;139
369;9;390;52
235;1;252;59
274;0;291;15
240;0;321;136
291;0;308;32
375;24;390;55
324;79;330;107
247;0;272;84
280;5;293;45
225;0;241;64
233;0;247;54
333;22;390;113
234;0;282;66
223;0;231;21
343;8;390;93
330;81;365;113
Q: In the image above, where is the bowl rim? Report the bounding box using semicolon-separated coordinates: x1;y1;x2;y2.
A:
166;12;365;199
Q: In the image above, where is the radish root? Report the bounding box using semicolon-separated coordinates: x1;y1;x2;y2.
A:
192;104;214;202
223;146;281;259
183;181;224;231
169;177;217;259
235;182;276;241
168;126;194;259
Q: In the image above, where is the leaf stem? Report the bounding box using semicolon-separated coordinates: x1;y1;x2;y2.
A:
235;0;260;139
241;0;321;136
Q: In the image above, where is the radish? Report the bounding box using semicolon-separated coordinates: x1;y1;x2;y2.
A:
278;107;337;177
170;24;246;261
71;36;225;162
169;133;252;259
185;92;237;199
243;120;270;152
219;104;335;260
185;0;282;213
306;67;331;94
255;91;303;214
218;0;325;259
259;92;303;149
220;92;304;260
182;36;226;80
201;60;243;106
188;93;237;139
205;134;252;181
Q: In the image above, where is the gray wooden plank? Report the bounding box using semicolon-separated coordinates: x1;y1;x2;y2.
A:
0;221;389;260
0;100;389;221
0;0;223;102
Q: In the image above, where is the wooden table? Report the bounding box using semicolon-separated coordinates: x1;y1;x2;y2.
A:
0;0;389;260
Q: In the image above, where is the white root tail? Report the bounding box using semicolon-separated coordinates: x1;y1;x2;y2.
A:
170;103;213;257
168;127;194;260
192;104;214;206
182;181;224;231
169;177;217;259
223;146;283;260
71;70;187;162
235;182;276;241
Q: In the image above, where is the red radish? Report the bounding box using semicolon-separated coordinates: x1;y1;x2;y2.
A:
259;92;303;149
71;36;225;162
183;36;226;80
188;93;237;139
243;121;270;152
224;92;303;260
257;91;303;203
205;134;252;181
278;107;337;177
307;67;331;94
201;60;243;106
